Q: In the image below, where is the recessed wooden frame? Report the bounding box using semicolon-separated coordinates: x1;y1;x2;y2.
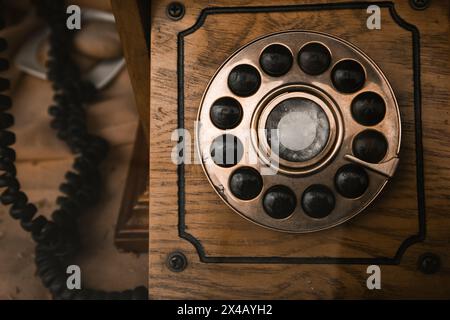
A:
150;0;450;299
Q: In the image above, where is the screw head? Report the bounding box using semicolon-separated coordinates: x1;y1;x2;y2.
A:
418;252;441;274
166;2;185;20
166;251;187;272
409;0;431;10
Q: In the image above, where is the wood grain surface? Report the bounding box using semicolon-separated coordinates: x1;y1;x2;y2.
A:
112;0;149;141
149;0;450;299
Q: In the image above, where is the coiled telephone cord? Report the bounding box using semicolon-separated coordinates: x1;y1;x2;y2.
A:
0;0;148;300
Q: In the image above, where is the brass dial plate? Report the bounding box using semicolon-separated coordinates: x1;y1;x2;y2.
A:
197;30;401;233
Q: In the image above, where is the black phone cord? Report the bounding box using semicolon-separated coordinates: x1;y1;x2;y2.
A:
0;0;148;300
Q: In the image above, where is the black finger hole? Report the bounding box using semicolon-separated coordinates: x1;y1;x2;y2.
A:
331;60;365;93
227;64;261;97
335;164;369;198
229;167;263;200
351;92;386;126
302;184;335;218
263;185;296;219
259;44;293;77
298;42;331;75
210;97;243;129
210;134;243;168
352;130;388;163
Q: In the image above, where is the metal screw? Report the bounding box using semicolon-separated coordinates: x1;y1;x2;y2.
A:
409;0;431;10
166;2;185;21
166;251;187;272
418;252;441;274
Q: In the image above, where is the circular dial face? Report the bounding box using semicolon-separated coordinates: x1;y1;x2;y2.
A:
197;31;401;233
265;97;330;162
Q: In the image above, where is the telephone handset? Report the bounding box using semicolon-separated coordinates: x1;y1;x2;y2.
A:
198;31;400;233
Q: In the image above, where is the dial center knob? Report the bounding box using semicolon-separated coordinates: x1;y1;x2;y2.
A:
266;97;330;162
255;86;342;175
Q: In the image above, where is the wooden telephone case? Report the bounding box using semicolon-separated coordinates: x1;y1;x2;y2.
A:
118;0;450;299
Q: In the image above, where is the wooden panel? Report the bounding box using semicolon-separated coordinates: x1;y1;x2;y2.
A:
149;0;450;299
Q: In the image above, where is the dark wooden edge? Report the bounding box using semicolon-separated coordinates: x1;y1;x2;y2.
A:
115;125;149;252
111;0;150;142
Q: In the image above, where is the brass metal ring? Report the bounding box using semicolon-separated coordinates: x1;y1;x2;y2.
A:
252;84;343;175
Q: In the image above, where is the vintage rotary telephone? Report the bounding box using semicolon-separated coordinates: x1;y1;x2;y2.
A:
149;0;449;299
